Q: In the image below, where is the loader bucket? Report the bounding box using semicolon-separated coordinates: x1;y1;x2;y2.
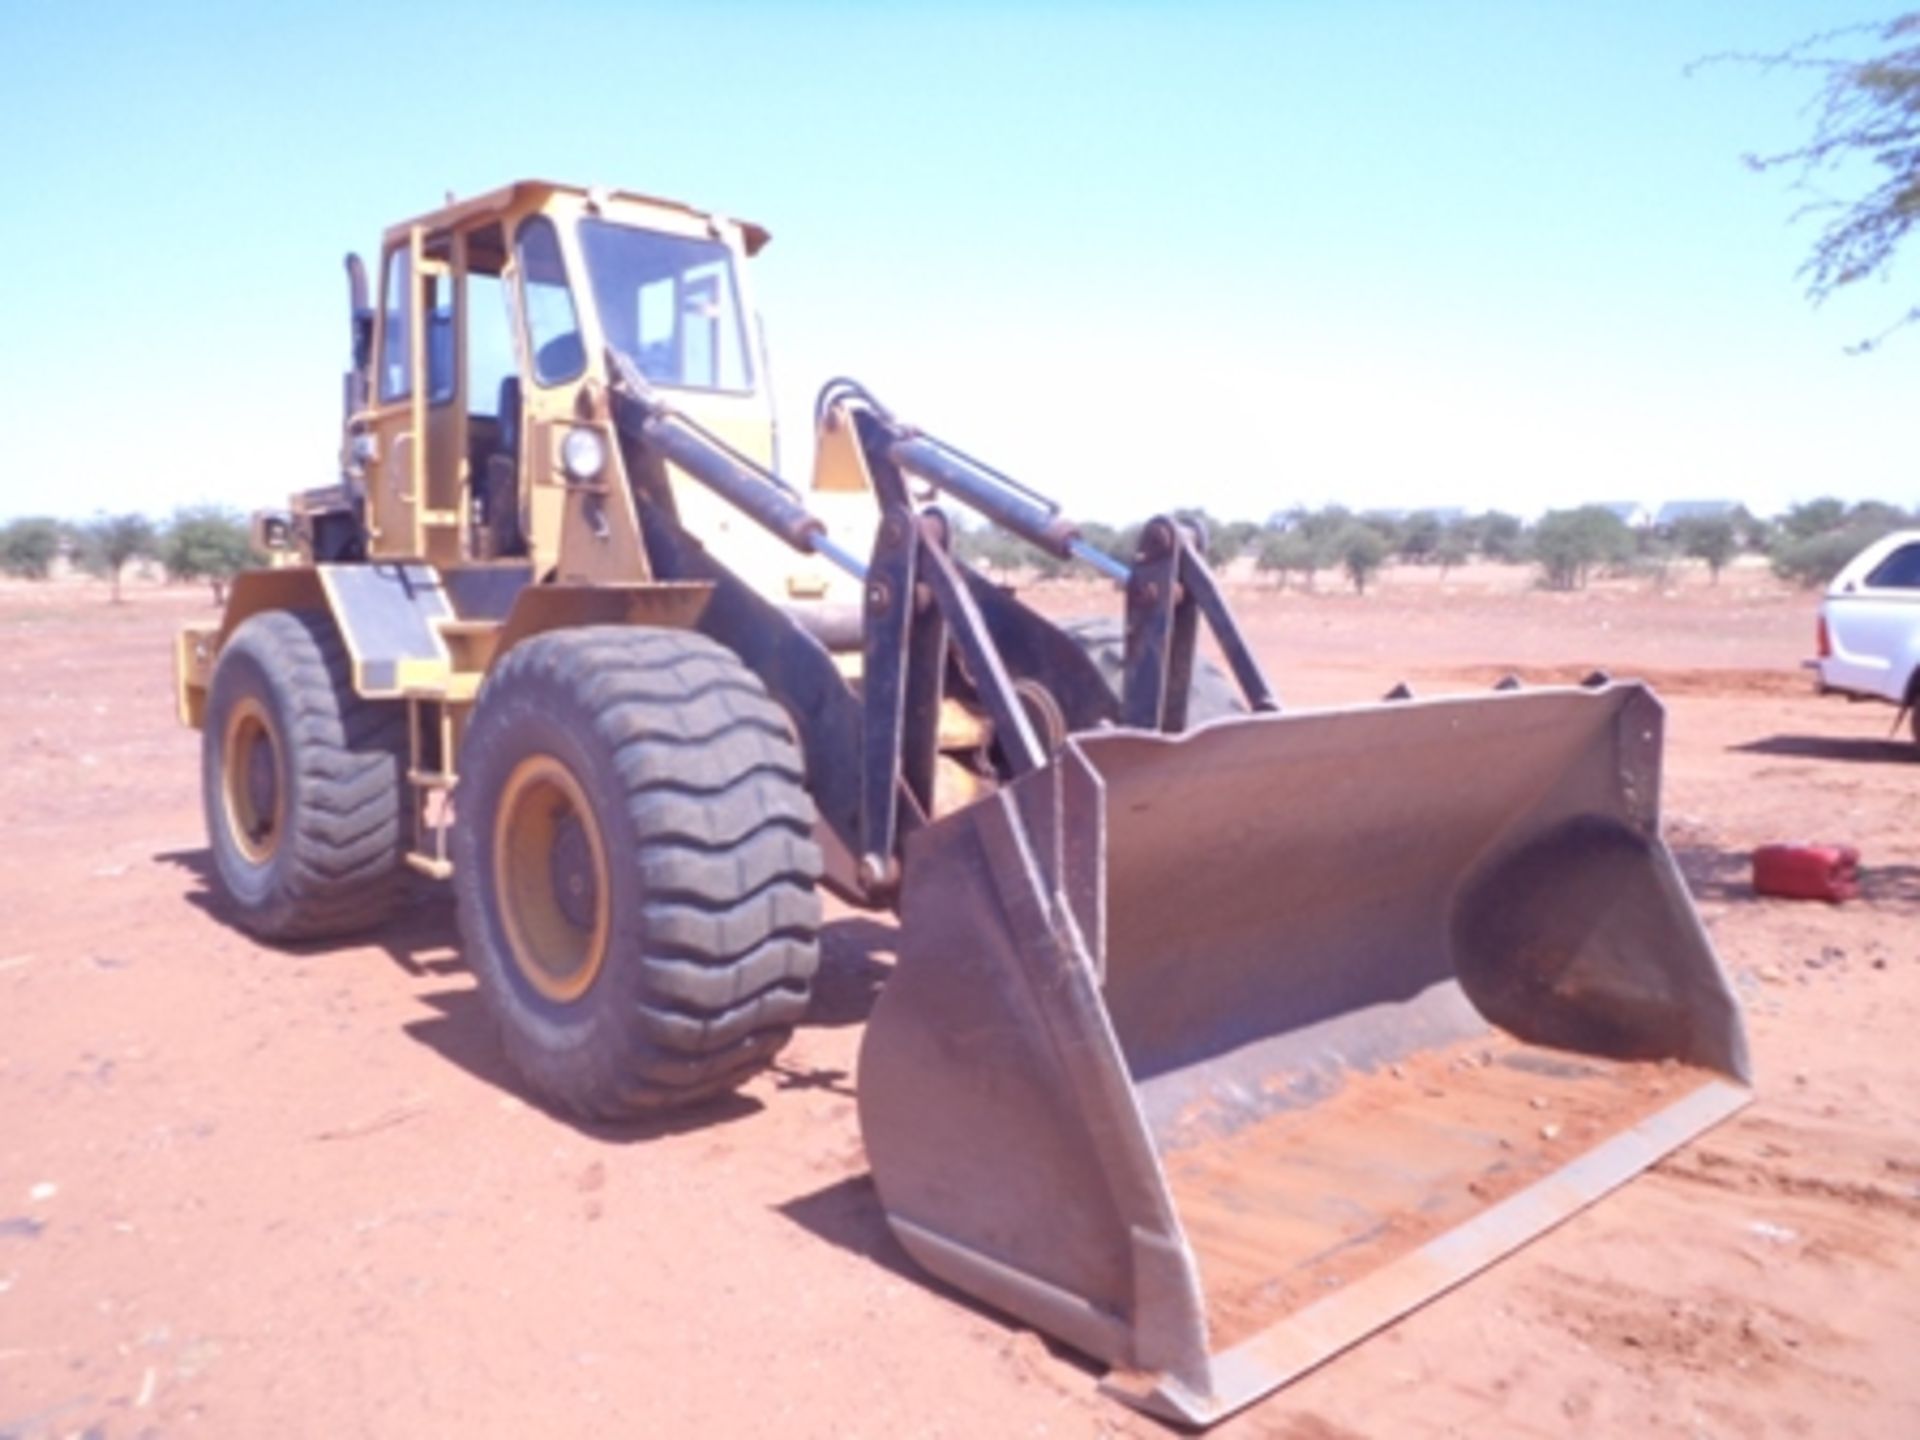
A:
858;681;1749;1426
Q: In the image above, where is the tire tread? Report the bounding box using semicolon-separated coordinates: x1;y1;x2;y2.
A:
455;625;823;1119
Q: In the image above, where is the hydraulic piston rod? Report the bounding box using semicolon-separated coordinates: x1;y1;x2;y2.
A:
608;351;869;581
884;432;1130;583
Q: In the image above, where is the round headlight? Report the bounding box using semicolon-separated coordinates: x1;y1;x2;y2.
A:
561;427;607;482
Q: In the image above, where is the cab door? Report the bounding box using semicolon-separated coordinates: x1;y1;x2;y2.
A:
349;228;472;566
357;231;428;559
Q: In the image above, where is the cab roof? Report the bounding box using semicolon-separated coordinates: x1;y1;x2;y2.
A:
381;179;770;256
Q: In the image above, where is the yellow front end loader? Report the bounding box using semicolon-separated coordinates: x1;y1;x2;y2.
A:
174;180;1749;1425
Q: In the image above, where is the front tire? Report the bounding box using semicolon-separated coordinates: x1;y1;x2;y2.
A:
452;626;823;1119
201;610;408;939
1059;615;1243;727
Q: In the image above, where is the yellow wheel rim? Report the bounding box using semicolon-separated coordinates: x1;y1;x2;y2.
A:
221;696;283;864
493;754;612;1004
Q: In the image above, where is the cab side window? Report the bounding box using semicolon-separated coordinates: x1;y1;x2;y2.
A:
427;277;455;406
381;245;454;405
378;248;410;403
466;270;517;417
515;216;585;386
1865;542;1920;589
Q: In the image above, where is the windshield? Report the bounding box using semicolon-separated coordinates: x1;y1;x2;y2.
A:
578;219;755;394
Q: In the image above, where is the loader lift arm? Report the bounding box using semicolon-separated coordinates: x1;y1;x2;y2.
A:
609;355;1277;899
817;378;1280;732
610;355;1057;899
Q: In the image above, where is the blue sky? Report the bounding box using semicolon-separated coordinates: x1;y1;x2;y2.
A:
0;1;1911;525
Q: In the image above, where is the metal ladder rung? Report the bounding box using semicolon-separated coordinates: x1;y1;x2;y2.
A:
407;696;456;881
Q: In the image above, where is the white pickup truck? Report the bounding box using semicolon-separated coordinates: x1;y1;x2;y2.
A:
1810;527;1920;749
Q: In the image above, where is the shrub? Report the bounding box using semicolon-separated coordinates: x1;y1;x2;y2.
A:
1771;527;1887;588
0;517;63;580
1674;515;1738;583
162;507;255;604
1332;523;1389;594
1255;529;1322;590
1530;506;1633;590
76;513;156;603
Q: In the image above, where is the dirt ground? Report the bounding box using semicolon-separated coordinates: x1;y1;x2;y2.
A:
2;562;1916;1439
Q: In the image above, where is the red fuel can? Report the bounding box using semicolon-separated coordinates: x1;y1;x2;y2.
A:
1752;843;1861;903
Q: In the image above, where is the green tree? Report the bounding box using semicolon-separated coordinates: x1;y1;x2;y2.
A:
1473;511;1525;562
1769;502;1913;586
1634;534;1681;591
1846;498;1913;532
162;506;255;604
1331;523;1389;594
78;513;158;603
1435;525;1472;578
1731;504;1776;553
1077;519;1141;567
1282;505;1354;547
1771;528;1876;587
1215;518;1264;567
1255;528;1322;590
0;517;63;580
1530;506;1633;591
1397;511;1443;564
1674;514;1739;583
1357;511;1405;551
1780;496;1849;539
1715;14;1920;347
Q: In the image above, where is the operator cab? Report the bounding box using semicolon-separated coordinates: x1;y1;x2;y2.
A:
315;180;790;593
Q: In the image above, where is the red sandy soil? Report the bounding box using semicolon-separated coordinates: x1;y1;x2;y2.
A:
1;562;1915;1439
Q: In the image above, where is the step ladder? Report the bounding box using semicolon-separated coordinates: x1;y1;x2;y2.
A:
405;697;457;879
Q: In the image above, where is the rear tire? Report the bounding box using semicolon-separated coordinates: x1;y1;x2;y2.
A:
452;626;823;1119
1059;615;1243;726
201;610;408;939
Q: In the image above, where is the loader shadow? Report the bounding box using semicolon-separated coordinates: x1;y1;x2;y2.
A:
777;1174;916;1278
157;848;904;1135
156;846;467;979
1733;733;1915;765
401;983;765;1140
1670;842;1757;904
805;916;897;1028
777;1173;1103;1387
390;914;891;1140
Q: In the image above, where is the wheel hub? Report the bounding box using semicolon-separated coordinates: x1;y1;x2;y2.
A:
549;815;599;931
221;696;282;863
493;754;612;1004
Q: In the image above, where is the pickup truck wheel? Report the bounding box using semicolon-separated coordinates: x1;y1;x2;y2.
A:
453;626;823;1119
